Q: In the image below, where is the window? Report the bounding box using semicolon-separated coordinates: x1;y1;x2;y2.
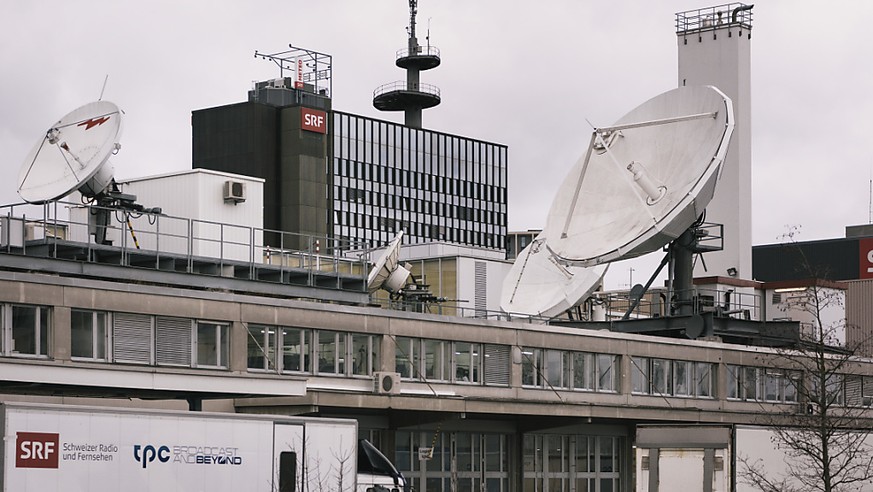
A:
521;348;542;387
247;324;277;371
6;304;50;357
728;364;800;404
652;359;671;395
316;330;342;374
523;348;617;393
454;342;480;383
351;333;378;376
545;350;567;389
573;353;618;392
424;339;450;381
132;316;225;369
71;310;108;360
282;327;308;373
196;322;227;368
633;357;715;398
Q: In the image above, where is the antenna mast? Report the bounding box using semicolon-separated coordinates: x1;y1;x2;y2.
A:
372;0;441;129
408;0;417;45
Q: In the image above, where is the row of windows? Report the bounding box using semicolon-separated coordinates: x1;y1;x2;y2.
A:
727;365;800;403
246;324;379;376
9;303;873;410
394;337;511;385
335;159;506;203
1;305;228;368
727;364;873;407
332;112;508;184
336;220;502;250
339;189;505;227
631;357;716;398
1;304;50;357
521;348;618;393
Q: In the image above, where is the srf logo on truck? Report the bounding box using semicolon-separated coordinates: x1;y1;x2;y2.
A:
16;432;59;468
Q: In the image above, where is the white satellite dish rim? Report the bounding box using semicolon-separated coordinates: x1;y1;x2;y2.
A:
544;85;735;267
367;231;410;293
500;235;608;319
17;101;123;204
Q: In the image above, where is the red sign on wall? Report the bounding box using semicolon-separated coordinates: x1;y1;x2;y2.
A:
860;238;873;279
301;107;327;134
16;432;59;468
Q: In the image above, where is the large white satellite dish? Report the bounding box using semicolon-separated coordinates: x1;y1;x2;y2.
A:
501;235;608;318
501;85;733;319
543;85;734;266
367;231;411;294
18;101;123;204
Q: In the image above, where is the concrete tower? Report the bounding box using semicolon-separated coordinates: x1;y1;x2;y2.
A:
677;4;753;280
373;0;441;129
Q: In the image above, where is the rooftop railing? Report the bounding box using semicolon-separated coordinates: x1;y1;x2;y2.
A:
676;3;753;33
0;200;370;292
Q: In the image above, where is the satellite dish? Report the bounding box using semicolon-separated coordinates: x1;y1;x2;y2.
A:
367;231;412;294
18;101;123;204
500;235;608;319
543;85;734;266
501;86;733;319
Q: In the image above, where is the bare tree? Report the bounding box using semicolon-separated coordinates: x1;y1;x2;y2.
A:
739;227;873;492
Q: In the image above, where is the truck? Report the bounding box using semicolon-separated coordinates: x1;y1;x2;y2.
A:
1;402;409;492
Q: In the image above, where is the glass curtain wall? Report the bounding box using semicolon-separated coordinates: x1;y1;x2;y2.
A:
332;111;508;250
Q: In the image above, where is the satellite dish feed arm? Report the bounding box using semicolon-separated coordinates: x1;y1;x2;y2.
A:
622;250;671;320
597;111;717;133
560;132;598;239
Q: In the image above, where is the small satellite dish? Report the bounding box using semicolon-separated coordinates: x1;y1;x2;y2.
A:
543;86;734;266
500;235;608;319
367;231;411;294
18;101;123;204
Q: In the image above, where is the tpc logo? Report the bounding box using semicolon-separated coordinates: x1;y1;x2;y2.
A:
16;432;59;468
134;444;171;468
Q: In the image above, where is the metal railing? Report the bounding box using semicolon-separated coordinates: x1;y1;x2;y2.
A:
593;286;762;322
396;45;440;60
676;3;753;33
0;200;370;290
373;81;441;99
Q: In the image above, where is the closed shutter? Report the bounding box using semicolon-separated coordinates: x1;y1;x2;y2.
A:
155;316;192;366
113;313;152;364
483;344;510;386
846;376;863;407
474;261;487;317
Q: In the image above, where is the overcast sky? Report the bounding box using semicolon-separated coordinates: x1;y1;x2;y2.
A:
3;1;872;287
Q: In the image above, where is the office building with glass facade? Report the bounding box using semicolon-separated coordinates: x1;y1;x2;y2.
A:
193;86;508;253
331;110;507;251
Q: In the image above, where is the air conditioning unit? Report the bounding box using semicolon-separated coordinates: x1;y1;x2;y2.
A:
223;180;246;203
374;372;401;395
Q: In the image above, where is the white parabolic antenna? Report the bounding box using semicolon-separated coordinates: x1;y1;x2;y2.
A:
501;235;608;319
367;231;412;294
544;85;734;265
501;85;734;318
18;101;123;204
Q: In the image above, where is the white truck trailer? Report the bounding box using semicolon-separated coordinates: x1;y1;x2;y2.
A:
1;402;408;492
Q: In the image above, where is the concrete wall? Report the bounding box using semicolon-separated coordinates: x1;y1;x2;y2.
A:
679;20;753;280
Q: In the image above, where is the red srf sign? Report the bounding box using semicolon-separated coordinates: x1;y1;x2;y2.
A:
16;432;59;468
301;108;327;134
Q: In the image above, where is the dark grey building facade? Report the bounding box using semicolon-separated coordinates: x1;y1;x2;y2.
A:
192;81;332;250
